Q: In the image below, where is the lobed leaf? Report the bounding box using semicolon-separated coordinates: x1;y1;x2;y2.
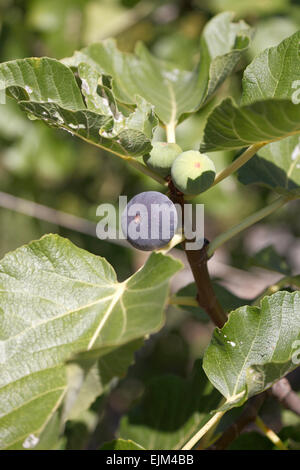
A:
0;58;156;157
203;291;300;410
63;12;252;126
0;234;182;449
201;31;300;156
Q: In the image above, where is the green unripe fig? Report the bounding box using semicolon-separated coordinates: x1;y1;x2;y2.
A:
143;142;182;177
171;150;216;195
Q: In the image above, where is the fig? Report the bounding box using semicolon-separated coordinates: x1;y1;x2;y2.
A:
121;191;178;251
171;150;216;195
143;142;182;177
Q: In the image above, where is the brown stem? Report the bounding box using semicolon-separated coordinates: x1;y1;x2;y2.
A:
210;393;267;450
184;242;227;328
271;378;300;416
168;180;227;328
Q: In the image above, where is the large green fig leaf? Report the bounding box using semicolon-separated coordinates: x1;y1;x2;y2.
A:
241;31;300;104
201;98;300;152
63;12;252;127
0;58;156;157
0;234;182;449
119;362;221;450
201;31;300;152
238;135;300;196
203;291;300;410
63;339;143;421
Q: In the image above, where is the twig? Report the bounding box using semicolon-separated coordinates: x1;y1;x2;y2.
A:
212;143;265;187
271;378;300;416
182;410;226;450
184;241;227;328
207;195;290;257
255;416;288;450
0;191;129;247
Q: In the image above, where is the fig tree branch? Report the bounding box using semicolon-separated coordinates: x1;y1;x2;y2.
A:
0;191;131;246
271;378;300;416
184;241;227;328
168;180;227;328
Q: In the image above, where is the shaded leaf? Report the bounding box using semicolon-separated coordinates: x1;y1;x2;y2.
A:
0;234;182;449
100;439;144;450
238;135;300;196
228;431;273;450
119;361;221;450
176;282;249;322
248;245;291;275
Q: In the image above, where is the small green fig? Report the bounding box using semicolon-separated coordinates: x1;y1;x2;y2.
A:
171;150;216;195
144;142;182;177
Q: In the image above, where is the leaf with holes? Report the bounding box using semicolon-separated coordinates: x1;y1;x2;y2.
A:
203;291;300;411
0;234;182;449
0;57;157;157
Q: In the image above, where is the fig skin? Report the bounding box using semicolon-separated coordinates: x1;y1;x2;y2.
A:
171;150;216;195
143;142;182;177
121;191;178;251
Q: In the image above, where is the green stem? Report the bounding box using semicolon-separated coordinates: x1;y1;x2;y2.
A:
207;195;290;257
126;157;166;185
253;275;300;306
213;143;265;187
60;124;166;186
255;416;288;450
169;296;199;307
166;122;176;143
182;410;226;450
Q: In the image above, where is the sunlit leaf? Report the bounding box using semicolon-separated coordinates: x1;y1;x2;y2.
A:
0;57;156;157
203;291;300;410
201;31;300;153
0;234;182;449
